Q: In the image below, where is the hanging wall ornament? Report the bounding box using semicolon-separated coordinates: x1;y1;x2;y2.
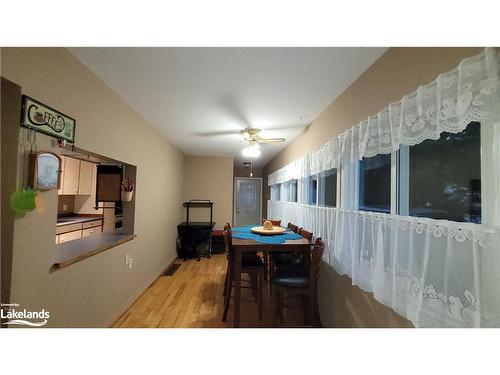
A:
10;128;39;218
20;95;76;143
10;187;37;219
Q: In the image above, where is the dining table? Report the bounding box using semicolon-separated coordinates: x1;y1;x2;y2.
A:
230;225;313;328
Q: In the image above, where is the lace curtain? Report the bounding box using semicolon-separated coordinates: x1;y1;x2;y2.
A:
268;201;500;327
266;49;500;327
268;47;500;186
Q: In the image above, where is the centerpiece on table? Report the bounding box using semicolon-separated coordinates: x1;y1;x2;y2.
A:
251;220;286;235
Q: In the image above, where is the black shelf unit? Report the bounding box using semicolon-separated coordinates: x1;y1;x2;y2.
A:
177;200;214;261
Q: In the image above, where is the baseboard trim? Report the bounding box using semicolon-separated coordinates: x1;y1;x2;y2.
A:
103;256;178;328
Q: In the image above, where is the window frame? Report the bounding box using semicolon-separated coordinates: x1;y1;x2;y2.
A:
481;120;500;226
397;122;486;224
310;175;318;205
317;168;339;207
290;179;298;203
270;183;281;201
356;152;394;214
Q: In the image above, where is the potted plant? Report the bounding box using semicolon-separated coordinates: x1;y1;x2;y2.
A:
121;176;135;202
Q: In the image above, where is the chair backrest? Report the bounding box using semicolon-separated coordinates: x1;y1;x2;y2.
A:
309;238;325;286
223;228;233;252
299;228;313;241
287;222;299;233
263;219;281;226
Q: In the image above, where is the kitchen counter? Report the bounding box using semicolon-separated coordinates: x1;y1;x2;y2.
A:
57;215;104;226
52;229;136;270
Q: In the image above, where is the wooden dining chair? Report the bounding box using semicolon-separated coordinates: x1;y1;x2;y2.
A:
260;219;281;281
271;238;325;327
222;223;257;298
222;228;265;323
263;219;281;226
287;222;299;233
298;228;313;242
270;226;312;273
276;222;301;267
222;223;267;296
222;222;232;296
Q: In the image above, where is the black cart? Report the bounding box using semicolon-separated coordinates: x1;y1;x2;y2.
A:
176;200;215;261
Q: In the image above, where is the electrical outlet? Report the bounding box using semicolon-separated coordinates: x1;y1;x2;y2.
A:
128;257;133;269
63;204;68;211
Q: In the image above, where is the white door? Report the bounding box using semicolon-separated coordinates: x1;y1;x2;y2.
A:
234;177;262;227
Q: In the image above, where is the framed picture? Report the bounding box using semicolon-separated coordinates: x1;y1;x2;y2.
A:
21;95;76;143
31;151;62;190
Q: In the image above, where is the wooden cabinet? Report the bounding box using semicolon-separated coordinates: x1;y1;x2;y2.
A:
59;230;82;243
59;156;95;196
61;156;80;195
82;219;103;229
56;222;82;235
56;219;103;244
82;226;101;238
78;161;93;195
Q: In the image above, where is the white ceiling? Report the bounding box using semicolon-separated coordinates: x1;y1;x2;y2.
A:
69;47;387;167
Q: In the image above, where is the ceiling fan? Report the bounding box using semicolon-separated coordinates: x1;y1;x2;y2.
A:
240;127;285;145
239;128;285;158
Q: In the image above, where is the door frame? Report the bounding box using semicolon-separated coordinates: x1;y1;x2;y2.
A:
233;177;263;227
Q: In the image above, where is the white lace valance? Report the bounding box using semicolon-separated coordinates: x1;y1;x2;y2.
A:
268;200;500;327
268;47;500;186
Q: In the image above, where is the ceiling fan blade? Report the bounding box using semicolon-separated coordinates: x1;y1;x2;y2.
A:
193;130;242;137
264;124;307;131
259;138;285;144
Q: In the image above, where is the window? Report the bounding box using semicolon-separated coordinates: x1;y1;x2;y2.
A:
297;177;309;204
279;181;294;202
283;121;484;225
270;184;281;201
280;182;288;201
290;179;298;202
401;122;481;223
318;168;337;207
308;175;318;205
358;154;391;213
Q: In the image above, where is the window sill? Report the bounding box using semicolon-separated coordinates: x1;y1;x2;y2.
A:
51;229;137;271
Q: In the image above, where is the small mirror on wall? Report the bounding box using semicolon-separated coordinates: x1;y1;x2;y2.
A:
31;151;61;190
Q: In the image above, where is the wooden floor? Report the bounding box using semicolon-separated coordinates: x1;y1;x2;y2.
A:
113;254;309;328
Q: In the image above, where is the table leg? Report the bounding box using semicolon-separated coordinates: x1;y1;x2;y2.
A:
234;247;242;328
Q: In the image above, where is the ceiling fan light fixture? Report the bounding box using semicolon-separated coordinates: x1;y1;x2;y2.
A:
241;145;261;158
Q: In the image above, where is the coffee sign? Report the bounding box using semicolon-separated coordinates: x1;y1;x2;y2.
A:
21;95;76;143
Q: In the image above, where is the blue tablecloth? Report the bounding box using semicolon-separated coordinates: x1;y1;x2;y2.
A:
231;225;302;244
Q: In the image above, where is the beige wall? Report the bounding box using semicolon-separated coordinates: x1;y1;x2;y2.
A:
265;48;482;173
1;47;185;327
264;47;483;327
233;165;263;178
183;155;234;228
